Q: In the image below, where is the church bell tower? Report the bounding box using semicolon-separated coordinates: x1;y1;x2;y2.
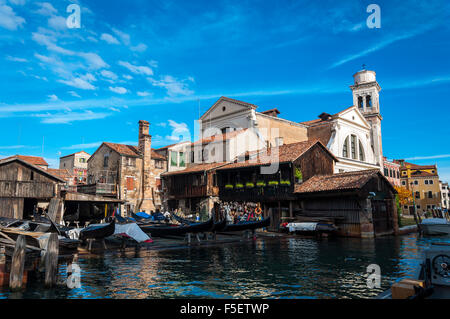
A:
350;69;383;167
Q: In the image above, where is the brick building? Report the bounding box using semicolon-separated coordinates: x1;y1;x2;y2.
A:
383;157;401;186
80;120;167;215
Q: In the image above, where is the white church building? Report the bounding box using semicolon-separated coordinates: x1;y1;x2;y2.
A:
301;69;384;173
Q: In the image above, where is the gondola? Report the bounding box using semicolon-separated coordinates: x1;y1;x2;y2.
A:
172;213;199;225
139;217;214;237
79;219;115;241
211;218;227;232
222;217;270;232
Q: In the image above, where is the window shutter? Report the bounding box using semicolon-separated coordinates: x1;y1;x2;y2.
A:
126;177;134;190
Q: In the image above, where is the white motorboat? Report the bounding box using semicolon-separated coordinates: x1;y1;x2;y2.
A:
420;218;450;236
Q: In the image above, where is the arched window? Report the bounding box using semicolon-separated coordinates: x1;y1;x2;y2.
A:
342;136;349;158
358;96;363;108
350;135;357;159
358;140;365;161
366;95;372;108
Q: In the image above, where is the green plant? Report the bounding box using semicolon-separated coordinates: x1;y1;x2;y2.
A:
268;180;279;186
245;182;254;188
295;167;303;180
256;181;266;187
225;184;234;189
280;180;291;186
235;183;244;189
395;194;402;228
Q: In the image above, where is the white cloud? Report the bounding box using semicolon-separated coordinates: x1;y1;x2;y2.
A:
137;91;151;97
100;33;120;45
34;110;110;124
77;52;108;70
47;94;58;101
59;77;96;90
109;86;127;94
131;43;147;52
68;91;81;98
123;74;133;80
48;15;67;30
8;0;26;5
112;28;130;45
35;2;57;16
6;55;27;62
118;61;153;76
0;2;25;30
61;141;102;150
101;70;118;81
404;154;450;161
148;75;194;97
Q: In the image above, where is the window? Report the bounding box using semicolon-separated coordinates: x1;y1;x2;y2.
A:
402;181;406;186
30;171;34;181
179;152;185;167
366;95;372;107
342;137;349;158
416;205;421;209
428;191;433;199
126;157;135;167
103;154;109;168
79;158;86;163
390;169;393;178
415;191;420;199
358;140;365;161
358;96;363;108
170;151;178;167
396;171;400;179
350;135;356;159
425;180;428;185
155;160;164;169
429;180;433;185
384;168;389;176
191;151;195;163
414;180;418;185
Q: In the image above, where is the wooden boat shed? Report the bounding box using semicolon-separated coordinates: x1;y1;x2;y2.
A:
294;169;399;237
0;157;65;219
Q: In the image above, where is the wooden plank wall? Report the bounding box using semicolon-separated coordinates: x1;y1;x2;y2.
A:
0;198;23;219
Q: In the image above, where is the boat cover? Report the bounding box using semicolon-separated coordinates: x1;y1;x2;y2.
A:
287;222;317;232
136;212;151;219
421;218;450;225
67;223;152;243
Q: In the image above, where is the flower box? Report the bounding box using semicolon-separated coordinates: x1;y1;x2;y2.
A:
268;181;279;187
235;183;244;189
280;180;291;186
256;181;266;187
245;182;255;188
225;184;234;189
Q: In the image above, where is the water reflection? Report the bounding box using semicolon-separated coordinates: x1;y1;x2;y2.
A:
0;233;448;299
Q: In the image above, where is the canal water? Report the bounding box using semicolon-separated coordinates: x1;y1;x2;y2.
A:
1;233;449;299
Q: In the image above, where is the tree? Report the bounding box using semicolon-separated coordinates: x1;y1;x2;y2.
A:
394;186;413;206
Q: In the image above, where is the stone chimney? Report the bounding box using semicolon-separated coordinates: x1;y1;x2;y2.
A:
138;120;154;212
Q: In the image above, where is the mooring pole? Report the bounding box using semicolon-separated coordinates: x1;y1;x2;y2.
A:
9;235;26;291
44;233;59;288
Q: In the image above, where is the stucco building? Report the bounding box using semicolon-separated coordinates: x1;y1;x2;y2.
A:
59;151;90;184
440;181;449;210
383;157;401;187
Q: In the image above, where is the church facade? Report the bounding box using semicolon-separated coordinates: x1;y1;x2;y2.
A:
302;69;384;173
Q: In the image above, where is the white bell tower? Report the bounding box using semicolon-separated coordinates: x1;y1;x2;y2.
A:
350;69;383;168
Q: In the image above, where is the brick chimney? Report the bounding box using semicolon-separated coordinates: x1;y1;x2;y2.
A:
138;120;154;212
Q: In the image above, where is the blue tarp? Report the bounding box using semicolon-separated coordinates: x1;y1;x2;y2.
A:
136;211;151;219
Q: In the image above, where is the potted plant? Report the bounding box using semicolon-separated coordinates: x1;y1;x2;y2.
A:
256;181;266;187
268;180;279;187
280;180;291;186
245;182;254;188
225;184;234;189
295;167;303;184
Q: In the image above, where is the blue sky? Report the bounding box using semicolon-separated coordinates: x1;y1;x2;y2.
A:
0;0;450;181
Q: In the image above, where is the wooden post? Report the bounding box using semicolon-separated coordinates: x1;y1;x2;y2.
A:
44;233;59;288
9;235;26;291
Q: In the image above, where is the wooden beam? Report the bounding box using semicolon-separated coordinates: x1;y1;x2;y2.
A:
44;233;59;288
9;235;26;291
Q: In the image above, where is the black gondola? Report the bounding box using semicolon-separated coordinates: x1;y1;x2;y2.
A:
140;217;214;237
212;218;227;232
222;217;270;232
172;213;199;225
79;219;115;241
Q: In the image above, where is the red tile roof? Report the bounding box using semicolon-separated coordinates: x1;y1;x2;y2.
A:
299;106;355;126
1;155;48;167
162;162;229;176
294;169;385;194
102;142;166;160
60;151;90;159
217;140;337;170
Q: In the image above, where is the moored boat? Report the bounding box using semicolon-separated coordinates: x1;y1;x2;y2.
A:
222;217;270;232
79;219;116;241
139;217;214;237
420;218;450;236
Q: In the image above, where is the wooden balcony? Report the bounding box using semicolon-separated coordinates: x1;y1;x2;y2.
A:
219;185;296;202
77;183;117;197
168;185;207;198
